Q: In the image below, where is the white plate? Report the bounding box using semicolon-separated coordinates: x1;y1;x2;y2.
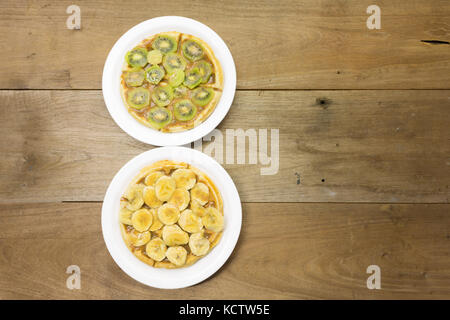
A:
101;147;242;289
102;16;236;146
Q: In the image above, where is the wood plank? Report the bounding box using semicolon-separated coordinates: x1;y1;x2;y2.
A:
0;0;449;89
0;202;449;299
0;90;449;203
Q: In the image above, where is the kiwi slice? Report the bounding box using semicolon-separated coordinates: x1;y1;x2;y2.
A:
163;53;187;73
147;107;172;129
124;68;145;87
168;70;185;87
193;60;213;83
127;87;150;109
126;47;148;67
174;99;197;121
173;85;188;98
146;65;165;85
183;68;202;89
191;87;214;107
147;50;163;65
182;40;204;61
151;86;174;107
152;35;177;54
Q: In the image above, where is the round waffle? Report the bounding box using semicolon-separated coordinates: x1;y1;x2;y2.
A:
119;160;224;268
120;32;223;133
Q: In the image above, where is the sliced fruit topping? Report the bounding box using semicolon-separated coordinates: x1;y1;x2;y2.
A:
126;47;148;67
145;238;167;261
190;199;207;217
190;182;209;205
178;209;203;233
168;69;185;87
183;68;202;89
129;230;151;246
151;86;174;107
168;188;190;211
145;65;165;85
193;60;212;83
149;209;164;231
155;176;176;202
119;208;133;225
173;99;197;121
124;184;145;210
144;171;164;186
191;87;214;107
162;225;189;246
189;232;210;256
182;39;204;61
147;50;163;65
157;203;180;225
202;207;224;232
166;246;187;266
143;186;163;208
124;68;145;87
171;168;196;190
152;35;177;54
127;87;150;110
163;53;187;73
147;107;172;129
131;208;153;232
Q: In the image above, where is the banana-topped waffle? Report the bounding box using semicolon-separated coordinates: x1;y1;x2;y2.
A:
120;32;223;133
119;160;224;268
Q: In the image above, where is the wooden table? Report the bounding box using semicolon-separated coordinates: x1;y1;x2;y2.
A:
0;0;449;299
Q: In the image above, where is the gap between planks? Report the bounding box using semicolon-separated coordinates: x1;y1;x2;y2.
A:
1;88;450;91
59;201;450;205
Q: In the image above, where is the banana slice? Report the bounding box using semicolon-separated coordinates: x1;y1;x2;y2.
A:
149;208;163;231
178;209;203;233
144;171;164;186
157;203;180;225
189;232;210;256
168;188;190;211
125;184;145;211
171;168;196;190
143;186;163;208
166;246;187;267
119;208;133;225
190;199;207;217
162;225;189;246
190;182;209;205
202;207;224;232
131;208;153;232
155;176;176;201
129;230;151;246
145;237;167;261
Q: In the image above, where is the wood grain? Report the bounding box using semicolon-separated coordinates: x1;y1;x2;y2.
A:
0;202;449;299
1;0;450;301
0;0;449;89
0;90;449;203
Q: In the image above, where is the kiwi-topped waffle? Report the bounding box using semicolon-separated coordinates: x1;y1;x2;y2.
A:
121;32;223;133
119;160;224;269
